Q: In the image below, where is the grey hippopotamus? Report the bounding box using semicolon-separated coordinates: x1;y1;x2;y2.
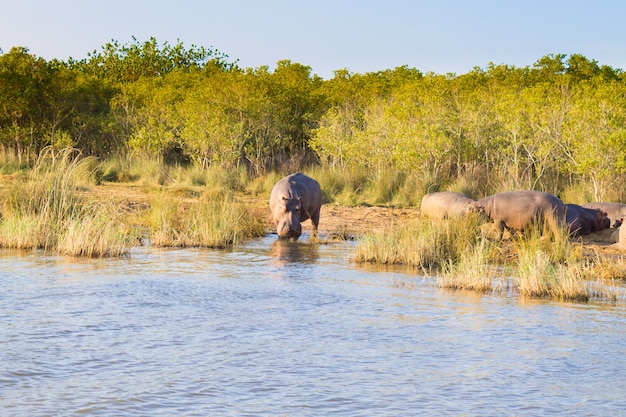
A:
269;172;323;239
582;202;626;228
476;190;566;239
420;191;483;219
565;203;610;236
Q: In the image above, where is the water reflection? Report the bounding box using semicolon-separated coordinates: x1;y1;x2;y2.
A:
269;238;319;265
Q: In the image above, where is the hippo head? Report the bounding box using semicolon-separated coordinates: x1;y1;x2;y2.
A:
613;218;623;228
594;209;610;231
275;194;303;239
467;202;485;214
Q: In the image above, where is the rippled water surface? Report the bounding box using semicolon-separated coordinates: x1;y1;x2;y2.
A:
1;237;626;416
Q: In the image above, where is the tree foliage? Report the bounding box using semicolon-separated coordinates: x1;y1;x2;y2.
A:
1;39;626;197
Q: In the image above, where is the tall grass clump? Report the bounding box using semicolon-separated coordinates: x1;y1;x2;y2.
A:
511;219;591;301
146;189;265;248
353;213;486;268
0;148;132;256
515;249;590;302
436;239;506;293
512;216;575;265
56;201;132;257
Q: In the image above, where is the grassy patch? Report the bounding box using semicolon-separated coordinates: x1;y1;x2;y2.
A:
356;211;623;303
145;189;265;248
437;240;507;293
0;148;132;256
354;213;487;268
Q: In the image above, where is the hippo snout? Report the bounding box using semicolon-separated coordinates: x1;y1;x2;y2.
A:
277;221;302;238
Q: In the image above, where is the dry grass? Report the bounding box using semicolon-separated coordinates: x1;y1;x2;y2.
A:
0;148;132;257
0;150;268;255
145;189;265;248
515;249;589;301
436;240;507;293
354;213;486;268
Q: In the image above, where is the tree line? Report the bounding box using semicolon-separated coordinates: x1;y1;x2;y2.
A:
2;37;626;197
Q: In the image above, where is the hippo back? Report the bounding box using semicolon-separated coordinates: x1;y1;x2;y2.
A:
477;190;565;233
420;191;476;219
565;203;610;236
582;202;626;226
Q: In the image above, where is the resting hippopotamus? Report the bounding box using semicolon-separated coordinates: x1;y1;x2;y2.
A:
269;172;323;239
582;202;626;227
565;203;610;236
420;191;483;219
476;190;566;239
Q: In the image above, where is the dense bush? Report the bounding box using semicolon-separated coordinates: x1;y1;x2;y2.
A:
2;39;626;199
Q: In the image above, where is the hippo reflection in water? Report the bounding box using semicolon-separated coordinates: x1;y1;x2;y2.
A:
270;239;320;266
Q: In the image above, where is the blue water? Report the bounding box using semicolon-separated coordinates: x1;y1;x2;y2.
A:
1;237;625;416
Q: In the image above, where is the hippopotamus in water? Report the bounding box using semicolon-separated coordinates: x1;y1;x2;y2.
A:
476;190;566;239
420;191;483;219
565;203;610;236
269;172;323;239
582;202;626;227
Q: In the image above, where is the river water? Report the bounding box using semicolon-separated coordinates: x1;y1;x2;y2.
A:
1;236;625;416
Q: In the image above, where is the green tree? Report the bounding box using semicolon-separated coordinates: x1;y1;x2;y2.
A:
0;47;50;162
562;80;626;199
78;37;232;83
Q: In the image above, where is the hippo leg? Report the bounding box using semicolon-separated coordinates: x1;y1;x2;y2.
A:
310;208;321;238
496;220;505;240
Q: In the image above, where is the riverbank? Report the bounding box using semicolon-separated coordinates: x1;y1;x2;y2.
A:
91;182;622;254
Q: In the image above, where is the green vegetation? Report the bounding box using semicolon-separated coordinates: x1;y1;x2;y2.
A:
2;37;626;301
354;214;487;268
2;40;626;201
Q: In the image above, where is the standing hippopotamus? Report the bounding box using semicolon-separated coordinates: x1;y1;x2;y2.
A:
582;202;626;227
565;203;610;236
476;190;566;239
420;191;482;219
269;172;323;239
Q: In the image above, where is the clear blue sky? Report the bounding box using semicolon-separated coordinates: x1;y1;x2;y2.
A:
2;0;625;79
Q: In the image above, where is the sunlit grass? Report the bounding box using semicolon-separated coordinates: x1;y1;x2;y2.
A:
437;239;507;293
145;189;265;248
0;148;132;256
514;249;587;301
356;209;624;303
354;213;487;268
